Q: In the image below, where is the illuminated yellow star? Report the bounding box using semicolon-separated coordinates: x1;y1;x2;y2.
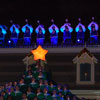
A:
31;45;48;61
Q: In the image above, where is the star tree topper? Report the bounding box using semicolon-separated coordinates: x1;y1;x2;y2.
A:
31;45;48;61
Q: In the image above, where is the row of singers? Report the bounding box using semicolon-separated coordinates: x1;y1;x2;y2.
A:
0;18;99;45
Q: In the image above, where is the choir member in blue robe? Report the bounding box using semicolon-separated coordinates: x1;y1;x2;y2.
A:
48;19;59;45
22;19;33;46
88;17;98;44
75;18;86;44
10;21;20;46
60;19;73;44
35;20;45;45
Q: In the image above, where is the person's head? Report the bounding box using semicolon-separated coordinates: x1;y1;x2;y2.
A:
65;25;69;31
6;89;9;93
81;97;85;100
52;26;55;31
27;87;32;92
7;95;13;100
73;96;77;100
0;95;4;100
13;81;17;86
1;91;5;96
10;87;14;92
52;90;57;94
44;80;48;85
33;96;38;100
39;27;42;33
53;98;57;100
39;79;43;84
25;26;30;33
49;81;54;86
0;86;4;92
15;86;20;91
5;83;8;88
39;72;43;76
43;87;48;93
91;24;95;31
79;25;83;31
28;71;32;76
58;92;62;97
65;96;70;100
63;85;68;90
13;27;15;33
19;78;24;84
26;26;29;31
37;88;41;93
22;93;27;99
57;84;62;89
9;82;12;86
32;77;35;82
38;67;43;72
28;66;32;71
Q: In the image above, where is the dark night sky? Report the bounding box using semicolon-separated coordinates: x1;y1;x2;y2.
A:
0;0;100;26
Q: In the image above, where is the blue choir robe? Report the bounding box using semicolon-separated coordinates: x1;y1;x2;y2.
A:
37;32;44;38
35;25;45;45
63;30;71;39
50;31;58;45
10;24;20;46
24;30;31;38
77;31;84;39
60;23;73;44
51;31;57;37
11;32;17;38
11;31;18;46
49;24;59;45
23;28;31;45
63;30;71;43
91;30;98;36
11;32;18;45
90;30;98;42
22;24;33;45
75;22;86;44
37;32;44;45
88;21;98;41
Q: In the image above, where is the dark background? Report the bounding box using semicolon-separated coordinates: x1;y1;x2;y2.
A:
0;0;100;27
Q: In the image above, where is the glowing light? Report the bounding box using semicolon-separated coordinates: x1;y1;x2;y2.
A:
35;25;45;34
31;45;48;61
77;39;80;42
8;40;11;44
22;24;33;34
